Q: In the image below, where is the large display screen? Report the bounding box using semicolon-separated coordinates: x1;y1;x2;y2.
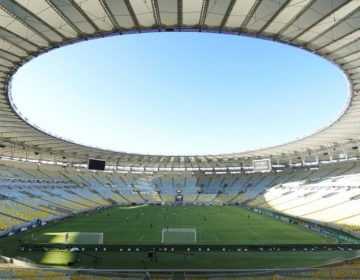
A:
88;159;106;171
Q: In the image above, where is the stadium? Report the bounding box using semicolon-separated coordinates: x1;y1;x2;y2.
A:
0;0;360;279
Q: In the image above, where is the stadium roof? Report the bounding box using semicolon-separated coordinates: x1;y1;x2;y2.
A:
0;0;359;169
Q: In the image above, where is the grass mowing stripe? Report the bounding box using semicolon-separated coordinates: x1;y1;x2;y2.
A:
245;227;267;242
0;205;355;269
17;205;336;245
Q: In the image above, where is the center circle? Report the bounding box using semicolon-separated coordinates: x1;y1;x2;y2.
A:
11;33;347;155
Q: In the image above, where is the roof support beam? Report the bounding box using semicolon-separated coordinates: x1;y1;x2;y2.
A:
177;0;182;27
308;7;360;48
274;0;316;39
0;0;66;43
151;0;162;29
199;0;210;30
290;1;351;43
238;0;261;34
219;0;236;31
257;0;288;35
124;0;141;31
99;0;122;31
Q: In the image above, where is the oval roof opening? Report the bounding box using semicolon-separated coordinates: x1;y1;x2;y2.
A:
11;33;348;156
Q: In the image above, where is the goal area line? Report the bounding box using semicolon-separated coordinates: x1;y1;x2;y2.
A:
161;228;197;244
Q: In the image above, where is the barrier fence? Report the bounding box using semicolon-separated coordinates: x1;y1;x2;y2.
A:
19;242;360;252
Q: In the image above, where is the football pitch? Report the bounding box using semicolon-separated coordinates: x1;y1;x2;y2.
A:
23;205;335;245
2;205;359;269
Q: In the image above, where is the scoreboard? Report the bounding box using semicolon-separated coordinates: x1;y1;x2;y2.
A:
253;159;272;172
88;158;106;171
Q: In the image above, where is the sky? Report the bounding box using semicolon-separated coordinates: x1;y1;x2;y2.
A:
11;32;348;156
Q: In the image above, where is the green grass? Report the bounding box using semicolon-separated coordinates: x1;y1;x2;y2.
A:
21;205;336;245
1;205;357;269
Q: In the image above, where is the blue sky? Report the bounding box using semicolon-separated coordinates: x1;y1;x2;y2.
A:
11;32;348;155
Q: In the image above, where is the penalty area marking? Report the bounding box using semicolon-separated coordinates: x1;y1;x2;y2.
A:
45;232;104;245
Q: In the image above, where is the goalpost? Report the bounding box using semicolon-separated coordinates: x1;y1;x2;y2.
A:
161;228;197;244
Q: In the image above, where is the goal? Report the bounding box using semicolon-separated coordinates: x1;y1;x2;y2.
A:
161;228;196;244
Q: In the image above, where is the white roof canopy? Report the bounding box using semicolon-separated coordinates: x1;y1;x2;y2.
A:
0;0;359;168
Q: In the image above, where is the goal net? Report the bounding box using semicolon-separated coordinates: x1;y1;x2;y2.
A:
161;228;196;244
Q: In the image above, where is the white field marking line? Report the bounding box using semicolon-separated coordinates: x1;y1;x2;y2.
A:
98;234;104;245
103;227;114;233
77;233;104;243
215;234;220;241
138;234;144;242
246;227;267;241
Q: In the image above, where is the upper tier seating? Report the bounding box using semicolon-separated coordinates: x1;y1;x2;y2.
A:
0;159;359;233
